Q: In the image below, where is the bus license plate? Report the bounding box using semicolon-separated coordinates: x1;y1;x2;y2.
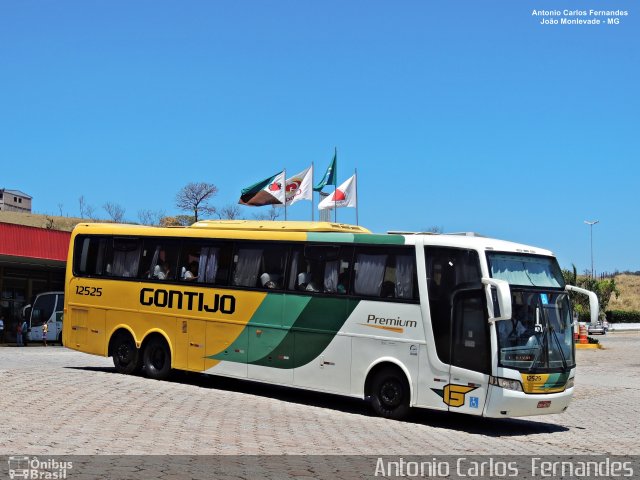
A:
537;401;551;408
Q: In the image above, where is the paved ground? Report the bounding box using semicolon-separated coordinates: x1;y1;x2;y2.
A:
0;332;638;456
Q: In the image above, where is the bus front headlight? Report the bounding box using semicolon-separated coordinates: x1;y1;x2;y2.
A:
566;377;575;389
490;376;523;392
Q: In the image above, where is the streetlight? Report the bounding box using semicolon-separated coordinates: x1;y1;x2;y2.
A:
584;220;599;279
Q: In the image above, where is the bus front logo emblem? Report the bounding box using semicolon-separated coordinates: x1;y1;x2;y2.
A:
432;384;478;408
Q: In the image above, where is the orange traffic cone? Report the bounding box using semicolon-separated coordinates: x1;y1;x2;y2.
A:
579;324;588;344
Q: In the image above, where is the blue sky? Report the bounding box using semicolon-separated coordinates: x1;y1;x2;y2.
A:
1;1;638;274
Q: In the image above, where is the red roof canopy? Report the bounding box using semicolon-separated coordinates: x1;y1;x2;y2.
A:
0;222;70;262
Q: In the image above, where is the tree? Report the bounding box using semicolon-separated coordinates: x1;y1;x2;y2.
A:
103;202;126;223
160;215;195;227
175;182;218;222
252;206;281;221
138;209;166;226
79;196;87;219
85;204;97;221
562;265;619;321
217;205;242;220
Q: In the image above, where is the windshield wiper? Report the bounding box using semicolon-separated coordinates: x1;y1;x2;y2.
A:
522;261;539;287
547;314;568;370
528;304;548;372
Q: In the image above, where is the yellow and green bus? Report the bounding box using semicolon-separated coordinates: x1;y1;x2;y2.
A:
63;220;598;419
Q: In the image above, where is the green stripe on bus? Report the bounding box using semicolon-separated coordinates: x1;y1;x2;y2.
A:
207;294;310;362
250;297;358;369
543;372;569;389
307;232;405;245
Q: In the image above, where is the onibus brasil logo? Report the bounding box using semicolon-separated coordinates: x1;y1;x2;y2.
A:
7;456;72;479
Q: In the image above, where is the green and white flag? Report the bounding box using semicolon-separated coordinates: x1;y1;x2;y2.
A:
313;149;337;192
239;171;286;206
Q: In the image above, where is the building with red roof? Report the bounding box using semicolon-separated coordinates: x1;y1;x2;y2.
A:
0;222;70;330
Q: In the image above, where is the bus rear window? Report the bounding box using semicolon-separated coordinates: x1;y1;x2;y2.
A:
74;236;109;276
74;236;142;278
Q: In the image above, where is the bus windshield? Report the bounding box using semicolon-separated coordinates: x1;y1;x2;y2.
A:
496;291;575;371
487;253;565;288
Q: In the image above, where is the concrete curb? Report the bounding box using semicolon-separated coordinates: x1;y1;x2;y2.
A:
575;343;602;350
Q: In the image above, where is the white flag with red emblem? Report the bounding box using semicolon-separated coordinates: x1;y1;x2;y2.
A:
318;174;357;210
285;165;313;206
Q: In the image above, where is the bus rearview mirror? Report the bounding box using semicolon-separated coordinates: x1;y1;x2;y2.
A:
566;285;600;324
481;278;512;322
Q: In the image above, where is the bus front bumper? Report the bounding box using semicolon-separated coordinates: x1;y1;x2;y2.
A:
484;385;574;418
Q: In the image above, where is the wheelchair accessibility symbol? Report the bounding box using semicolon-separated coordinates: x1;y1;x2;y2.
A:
469;396;479;409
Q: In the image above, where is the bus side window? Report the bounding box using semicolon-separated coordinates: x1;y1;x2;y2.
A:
289;245;352;295
74;236;109;276
353;251;387;297
214;243;233;286
352;247;417;301
232;248;263;287
260;245;288;290
106;238;142;278
139;239;179;281
232;244;287;290
177;241;233;285
288;247;312;291
393;254;418;300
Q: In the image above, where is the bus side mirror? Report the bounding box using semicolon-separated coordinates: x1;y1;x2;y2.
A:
481;278;512;322
566;285;600;324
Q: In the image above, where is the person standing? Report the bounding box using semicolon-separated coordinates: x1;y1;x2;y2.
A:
42;321;48;347
21;318;29;347
0;314;5;343
16;321;23;346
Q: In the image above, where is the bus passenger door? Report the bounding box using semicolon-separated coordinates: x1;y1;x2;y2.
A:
28;294;56;342
52;293;64;342
447;289;491;415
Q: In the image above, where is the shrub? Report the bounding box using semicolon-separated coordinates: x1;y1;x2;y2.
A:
605;310;640;323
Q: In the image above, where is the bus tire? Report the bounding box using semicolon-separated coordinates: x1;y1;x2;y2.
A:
370;367;410;420
112;333;141;375
143;337;171;380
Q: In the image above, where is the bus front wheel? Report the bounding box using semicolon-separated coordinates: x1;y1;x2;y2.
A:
370;367;410;420
143;337;171;380
112;333;141;375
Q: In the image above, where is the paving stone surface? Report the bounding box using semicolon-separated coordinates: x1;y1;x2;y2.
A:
0;332;638;458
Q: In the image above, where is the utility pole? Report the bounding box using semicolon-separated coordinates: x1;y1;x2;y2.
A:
584;220;599;279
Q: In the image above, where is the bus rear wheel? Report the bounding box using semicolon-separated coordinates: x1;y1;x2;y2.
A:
143;337;171;380
370;367;410;420
112;334;141;375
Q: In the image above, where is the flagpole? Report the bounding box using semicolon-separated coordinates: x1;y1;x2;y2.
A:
311;162;315;222
284;168;287;221
334;147;337;223
355;168;359;226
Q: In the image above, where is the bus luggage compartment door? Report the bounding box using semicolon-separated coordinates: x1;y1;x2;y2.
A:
69;309;88;350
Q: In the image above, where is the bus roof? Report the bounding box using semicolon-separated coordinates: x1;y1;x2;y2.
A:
419;233;555;257
70;222;555;255
190;220;371;233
